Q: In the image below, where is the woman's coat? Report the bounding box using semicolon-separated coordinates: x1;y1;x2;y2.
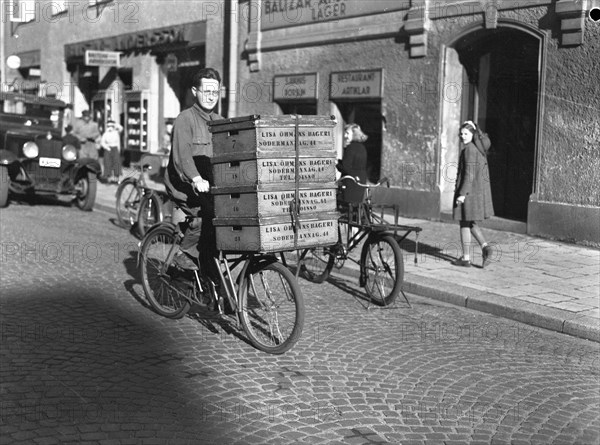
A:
453;141;494;221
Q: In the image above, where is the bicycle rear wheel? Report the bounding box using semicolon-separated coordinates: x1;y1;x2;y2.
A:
360;234;404;306
139;226;191;319
137;193;163;237
239;261;304;354
299;246;335;283
115;178;141;227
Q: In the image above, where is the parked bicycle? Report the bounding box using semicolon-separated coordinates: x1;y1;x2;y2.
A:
138;217;305;354
115;154;172;236
293;175;421;306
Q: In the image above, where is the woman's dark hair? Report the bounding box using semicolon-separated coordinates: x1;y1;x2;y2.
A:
192;68;221;87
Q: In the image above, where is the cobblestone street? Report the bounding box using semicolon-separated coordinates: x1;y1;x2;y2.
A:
1;203;599;444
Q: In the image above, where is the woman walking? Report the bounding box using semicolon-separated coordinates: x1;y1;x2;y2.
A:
452;120;495;268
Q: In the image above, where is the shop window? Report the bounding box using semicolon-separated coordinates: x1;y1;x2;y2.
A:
278;102;317;115
338;102;383;183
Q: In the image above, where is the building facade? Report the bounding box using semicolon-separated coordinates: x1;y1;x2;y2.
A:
237;0;600;245
2;0;599;244
2;0;228;162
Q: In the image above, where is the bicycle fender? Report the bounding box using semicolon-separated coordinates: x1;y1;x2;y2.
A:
136;222;177;267
245;254;279;275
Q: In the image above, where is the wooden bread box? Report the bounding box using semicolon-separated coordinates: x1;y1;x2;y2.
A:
213;184;337;219
209;114;339;253
209;114;336;161
213;213;339;253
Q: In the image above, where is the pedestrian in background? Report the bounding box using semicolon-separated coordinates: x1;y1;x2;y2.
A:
100;120;123;184
452;120;495;268
337;123;368;203
62;125;80;151
72;110;100;161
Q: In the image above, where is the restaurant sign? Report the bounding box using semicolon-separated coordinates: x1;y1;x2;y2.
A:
330;69;383;100
260;0;409;31
273;73;318;101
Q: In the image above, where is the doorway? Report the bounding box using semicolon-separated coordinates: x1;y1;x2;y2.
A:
441;26;541;221
278;102;317;115
337;101;382;183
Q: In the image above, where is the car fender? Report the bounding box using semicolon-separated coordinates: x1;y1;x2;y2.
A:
0;149;19;166
74;158;102;176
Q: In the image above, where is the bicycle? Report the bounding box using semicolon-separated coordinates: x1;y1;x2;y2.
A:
138;217;305;354
136;188;174;237
294;175;421;306
115;154;170;235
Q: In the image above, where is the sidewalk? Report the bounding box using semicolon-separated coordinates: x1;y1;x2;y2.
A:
93;179;600;343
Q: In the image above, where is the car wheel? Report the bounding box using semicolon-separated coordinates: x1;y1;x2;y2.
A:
75;171;97;211
0;167;9;208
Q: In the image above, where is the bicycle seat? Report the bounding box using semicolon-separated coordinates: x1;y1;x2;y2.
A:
140;154;166;192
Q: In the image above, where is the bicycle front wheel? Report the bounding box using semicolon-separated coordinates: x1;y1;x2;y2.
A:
360;234;404;306
137;193;163;237
299;246;335;283
115;178;141;227
140;226;191;319
239;261;304;354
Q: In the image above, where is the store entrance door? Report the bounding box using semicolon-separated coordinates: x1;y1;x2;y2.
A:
337;102;382;183
456;28;540;221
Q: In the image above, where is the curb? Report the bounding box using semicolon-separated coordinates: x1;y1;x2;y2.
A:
93;195;599;343
330;262;600;343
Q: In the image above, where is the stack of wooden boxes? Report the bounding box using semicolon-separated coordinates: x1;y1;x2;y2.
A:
208;114;339;253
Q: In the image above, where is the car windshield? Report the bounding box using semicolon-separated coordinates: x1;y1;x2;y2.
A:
1;95;64;133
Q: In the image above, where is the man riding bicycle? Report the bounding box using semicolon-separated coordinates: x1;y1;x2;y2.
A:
164;67;222;281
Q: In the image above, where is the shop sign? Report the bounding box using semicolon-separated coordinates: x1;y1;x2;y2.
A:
65;22;206;60
85;50;121;67
330;69;383;100
273;73;318;101
260;0;409;31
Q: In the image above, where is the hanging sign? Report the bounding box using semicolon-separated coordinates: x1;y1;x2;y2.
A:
85;50;121;67
273;73;318;101
330;69;383;99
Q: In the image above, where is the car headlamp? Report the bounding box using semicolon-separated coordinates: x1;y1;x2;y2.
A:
62;144;78;161
23;141;39;159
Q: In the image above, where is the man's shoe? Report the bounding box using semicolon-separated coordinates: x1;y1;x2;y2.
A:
173;251;199;270
451;257;471;267
482;245;494;269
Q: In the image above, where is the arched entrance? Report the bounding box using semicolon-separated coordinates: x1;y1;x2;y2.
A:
440;23;543;222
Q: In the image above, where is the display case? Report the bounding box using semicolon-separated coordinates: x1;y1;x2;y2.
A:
124;91;149;152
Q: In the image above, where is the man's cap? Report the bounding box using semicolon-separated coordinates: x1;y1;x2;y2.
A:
65;125;73;132
81;110;90;117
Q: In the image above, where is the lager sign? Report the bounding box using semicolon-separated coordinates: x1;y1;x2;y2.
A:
85;50;121;67
273;73;318;101
330;69;383;99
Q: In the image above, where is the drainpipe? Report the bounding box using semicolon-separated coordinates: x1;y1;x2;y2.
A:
1;4;5;89
227;0;238;118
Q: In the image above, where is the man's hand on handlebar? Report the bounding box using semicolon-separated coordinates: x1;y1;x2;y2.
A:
193;177;210;194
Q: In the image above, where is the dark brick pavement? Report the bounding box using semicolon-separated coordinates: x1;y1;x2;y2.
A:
1;201;599;444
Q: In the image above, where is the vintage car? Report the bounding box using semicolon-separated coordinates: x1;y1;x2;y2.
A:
0;92;100;210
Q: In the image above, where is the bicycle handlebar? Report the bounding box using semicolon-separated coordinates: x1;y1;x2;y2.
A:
338;175;390;188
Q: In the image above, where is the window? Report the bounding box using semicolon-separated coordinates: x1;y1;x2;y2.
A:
51;0;68;15
9;0;35;23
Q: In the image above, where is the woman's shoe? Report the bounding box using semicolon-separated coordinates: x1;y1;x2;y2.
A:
451;257;471;267
482;245;494;268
